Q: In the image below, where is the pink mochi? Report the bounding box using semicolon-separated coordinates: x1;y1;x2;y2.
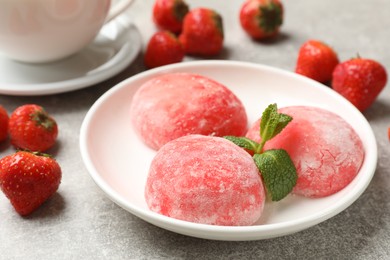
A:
145;134;266;226
130;73;248;150
246;106;364;198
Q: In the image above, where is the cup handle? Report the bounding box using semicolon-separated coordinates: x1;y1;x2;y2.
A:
105;0;135;23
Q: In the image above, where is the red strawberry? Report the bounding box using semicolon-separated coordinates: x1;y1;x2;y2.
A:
388;127;390;141
153;0;189;34
0;151;61;215
239;0;283;40
9;104;58;152
0;105;8;142
179;8;224;56
144;31;185;69
295;40;339;84
332;57;387;112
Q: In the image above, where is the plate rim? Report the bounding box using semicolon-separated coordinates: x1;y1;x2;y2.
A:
79;60;378;241
0;18;142;96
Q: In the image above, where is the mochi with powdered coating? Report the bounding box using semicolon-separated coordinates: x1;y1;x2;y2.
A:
246;106;364;198
145;134;265;226
130;73;248;150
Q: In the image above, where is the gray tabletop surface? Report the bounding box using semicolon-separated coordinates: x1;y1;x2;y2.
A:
1;0;389;259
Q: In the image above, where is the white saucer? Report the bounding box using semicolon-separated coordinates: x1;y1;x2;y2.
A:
80;60;377;241
0;16;142;96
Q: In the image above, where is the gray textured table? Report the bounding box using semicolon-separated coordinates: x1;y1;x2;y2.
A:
1;0;389;259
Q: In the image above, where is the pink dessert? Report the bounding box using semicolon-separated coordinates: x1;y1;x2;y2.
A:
246;106;364;198
145;134;265;226
130;73;248;150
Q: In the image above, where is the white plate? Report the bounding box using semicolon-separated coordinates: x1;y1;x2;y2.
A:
0;16;141;96
79;60;377;241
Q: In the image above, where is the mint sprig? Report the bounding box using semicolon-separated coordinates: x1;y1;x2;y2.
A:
224;103;297;201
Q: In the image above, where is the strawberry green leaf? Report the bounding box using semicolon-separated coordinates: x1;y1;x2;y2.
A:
259;2;283;33
212;12;224;38
224;136;260;152
31;109;56;131
173;0;189;21
253;149;297;201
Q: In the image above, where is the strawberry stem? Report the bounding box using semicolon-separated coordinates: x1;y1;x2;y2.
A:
258;2;283;33
173;0;189;21
31;110;55;131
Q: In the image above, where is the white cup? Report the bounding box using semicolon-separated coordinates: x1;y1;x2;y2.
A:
0;0;134;63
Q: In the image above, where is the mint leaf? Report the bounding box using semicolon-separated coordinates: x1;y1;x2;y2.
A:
260;103;279;143
273;113;293;137
258;103;292;153
224;136;260;152
253;149;297;201
260;103;292;143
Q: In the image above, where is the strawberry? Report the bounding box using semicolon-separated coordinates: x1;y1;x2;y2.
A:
388;127;390;141
295;40;339;84
0;151;61;215
0;105;9;142
332;57;388;112
144;31;185;69
153;0;189;34
9;104;58;152
179;8;224;56
239;0;283;40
